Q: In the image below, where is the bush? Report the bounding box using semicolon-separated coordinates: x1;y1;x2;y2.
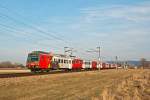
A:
0;61;25;68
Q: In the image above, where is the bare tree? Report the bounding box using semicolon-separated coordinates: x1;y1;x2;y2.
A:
0;61;13;68
140;58;147;69
0;61;25;68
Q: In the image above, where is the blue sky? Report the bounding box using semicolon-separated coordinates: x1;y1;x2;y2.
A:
0;0;150;64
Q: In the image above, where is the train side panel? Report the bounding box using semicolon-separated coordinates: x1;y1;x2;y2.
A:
92;61;97;69
106;63;110;69
58;58;72;69
39;54;52;69
72;59;83;70
102;63;106;69
84;61;91;69
111;64;117;69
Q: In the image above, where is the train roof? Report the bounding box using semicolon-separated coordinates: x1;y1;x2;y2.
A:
29;51;49;54
53;54;76;59
29;51;79;59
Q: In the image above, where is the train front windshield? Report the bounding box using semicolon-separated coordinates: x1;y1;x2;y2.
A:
27;54;39;62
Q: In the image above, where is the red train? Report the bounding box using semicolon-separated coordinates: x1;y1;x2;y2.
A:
26;51;117;72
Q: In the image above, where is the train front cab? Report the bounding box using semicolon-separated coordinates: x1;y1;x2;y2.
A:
26;52;52;72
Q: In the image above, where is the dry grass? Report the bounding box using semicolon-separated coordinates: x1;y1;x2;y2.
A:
0;69;149;100
101;69;150;100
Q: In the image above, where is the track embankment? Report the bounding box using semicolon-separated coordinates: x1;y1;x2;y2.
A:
0;70;88;78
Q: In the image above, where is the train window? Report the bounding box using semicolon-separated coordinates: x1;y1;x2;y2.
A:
66;60;68;64
58;59;60;63
61;59;63;63
76;60;78;63
63;60;65;63
65;60;66;64
79;60;80;63
79;60;81;64
85;62;87;65
64;60;66;64
69;60;71;64
41;56;44;61
85;62;90;65
81;61;83;64
66;60;67;64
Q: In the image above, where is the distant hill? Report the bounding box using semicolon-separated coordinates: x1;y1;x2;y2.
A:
107;61;141;66
127;61;140;66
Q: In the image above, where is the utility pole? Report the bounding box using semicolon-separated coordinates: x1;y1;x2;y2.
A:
115;56;118;69
97;46;101;70
64;47;75;57
86;45;101;70
64;47;69;55
70;48;73;56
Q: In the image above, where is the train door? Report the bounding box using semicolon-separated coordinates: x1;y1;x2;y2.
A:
82;61;85;69
106;63;109;69
109;64;111;68
68;59;72;69
51;57;59;70
90;61;92;69
85;61;91;69
72;59;83;69
64;59;68;69
59;59;64;69
92;61;97;69
39;54;51;69
102;63;106;69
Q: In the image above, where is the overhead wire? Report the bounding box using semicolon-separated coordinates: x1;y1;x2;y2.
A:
0;13;58;41
0;4;70;45
0;5;67;49
0;19;62;49
0;25;62;49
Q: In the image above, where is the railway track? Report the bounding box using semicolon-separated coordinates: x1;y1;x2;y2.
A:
0;70;90;78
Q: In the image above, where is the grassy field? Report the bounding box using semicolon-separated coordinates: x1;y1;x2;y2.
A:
0;69;149;100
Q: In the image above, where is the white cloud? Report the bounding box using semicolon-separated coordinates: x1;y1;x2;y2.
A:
67;2;150;60
80;2;150;22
